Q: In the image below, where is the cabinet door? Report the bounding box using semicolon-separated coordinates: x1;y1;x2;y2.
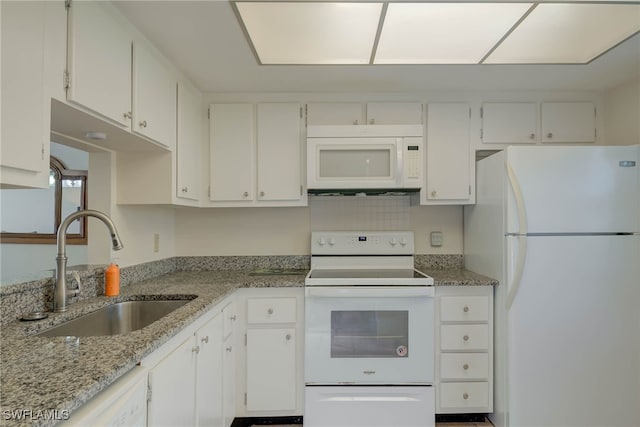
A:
223;335;236;427
481;103;538;144
67;1;131;127
132;43;177;148
209;104;254;201
1;1;48;175
306;103;364;125
256;103;302;201
246;328;296;411
176;82;202;201
541;102;596;142
196;314;224;427
366;102;423;124
425;103;471;202
147;336;197;427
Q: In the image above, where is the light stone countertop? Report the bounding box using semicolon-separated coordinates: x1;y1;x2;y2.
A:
0;268;495;427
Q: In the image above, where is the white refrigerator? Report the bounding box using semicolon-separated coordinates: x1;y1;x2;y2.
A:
464;145;640;427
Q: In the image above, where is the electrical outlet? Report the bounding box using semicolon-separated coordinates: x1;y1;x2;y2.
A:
430;231;443;247
153;233;160;253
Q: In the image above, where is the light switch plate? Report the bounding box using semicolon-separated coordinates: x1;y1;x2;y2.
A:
430;231;443;247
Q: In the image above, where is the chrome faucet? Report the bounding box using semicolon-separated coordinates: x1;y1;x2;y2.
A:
54;210;124;312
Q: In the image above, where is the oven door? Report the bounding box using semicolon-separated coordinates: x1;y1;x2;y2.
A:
305;286;434;385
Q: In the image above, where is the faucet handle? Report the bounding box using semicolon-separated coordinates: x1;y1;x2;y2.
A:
69;271;82;297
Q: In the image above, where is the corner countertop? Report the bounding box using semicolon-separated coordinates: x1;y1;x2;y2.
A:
0;268;495;427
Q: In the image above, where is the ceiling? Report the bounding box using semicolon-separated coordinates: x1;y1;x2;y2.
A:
112;1;640;94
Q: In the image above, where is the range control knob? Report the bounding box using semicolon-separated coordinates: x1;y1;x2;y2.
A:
318;237;327;246
400;237;408;246
328;237;336;246
390;237;398;246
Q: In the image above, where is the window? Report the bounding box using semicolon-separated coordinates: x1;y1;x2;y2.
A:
0;156;88;244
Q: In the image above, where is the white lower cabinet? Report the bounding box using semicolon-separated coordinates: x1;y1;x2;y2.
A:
236;288;304;417
435;286;493;414
222;301;237;427
142;297;236;427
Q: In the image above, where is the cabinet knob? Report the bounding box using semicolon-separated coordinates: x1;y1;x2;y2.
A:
353;119;359;125
463;306;469;313
243;191;249;198
181;186;189;193
286;334;292;341
201;336;209;344
123;111;132;120
225;346;232;352
230;315;236;321
431;190;437;197
267;308;274;315
463;393;469;400
463;363;469;370
192;345;200;354
369;118;375;124
139;120;147;128
260;191;265;197
529;133;535;139
463;334;469;342
547;132;553;139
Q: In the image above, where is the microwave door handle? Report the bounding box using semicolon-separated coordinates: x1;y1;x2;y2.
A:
396;140;404;185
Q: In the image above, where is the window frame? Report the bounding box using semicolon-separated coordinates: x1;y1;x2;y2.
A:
0;156;88;245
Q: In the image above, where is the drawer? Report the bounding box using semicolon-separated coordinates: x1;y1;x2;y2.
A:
439;382;489;409
440;296;489;322
440;324;489;351
440;353;489;380
247;297;297;324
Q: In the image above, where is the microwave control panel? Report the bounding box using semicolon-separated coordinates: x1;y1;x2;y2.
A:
404;137;423;180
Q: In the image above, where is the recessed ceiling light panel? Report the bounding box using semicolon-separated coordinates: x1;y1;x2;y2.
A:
236;2;382;64
484;4;640;64
375;3;532;64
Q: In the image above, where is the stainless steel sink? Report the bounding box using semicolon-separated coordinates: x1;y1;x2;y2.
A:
37;300;190;337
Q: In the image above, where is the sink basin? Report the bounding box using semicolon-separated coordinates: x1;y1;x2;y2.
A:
37;300;190;337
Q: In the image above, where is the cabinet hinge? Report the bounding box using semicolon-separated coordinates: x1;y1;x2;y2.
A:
244;333;247;346
469;107;471;118
208;186;211;199
41;144;45;160
469;185;472;196
63;70;70;90
304;104;308;127
208;108;210;120
480;107;483;119
480;128;483;139
244;393;247;406
299;107;303;119
65;0;71;9
147;380;152;402
300;185;303;196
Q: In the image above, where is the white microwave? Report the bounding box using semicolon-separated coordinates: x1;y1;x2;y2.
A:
307;125;424;191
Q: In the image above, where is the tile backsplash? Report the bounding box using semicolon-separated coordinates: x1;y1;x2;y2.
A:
310;195;411;231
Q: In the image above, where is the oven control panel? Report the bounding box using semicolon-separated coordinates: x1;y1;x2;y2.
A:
311;231;415;255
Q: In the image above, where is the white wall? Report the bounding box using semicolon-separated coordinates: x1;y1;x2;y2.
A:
603;76;640;146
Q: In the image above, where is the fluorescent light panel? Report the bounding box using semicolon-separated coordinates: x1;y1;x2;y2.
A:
375;3;532;64
234;1;640;65
484;3;640;63
235;2;382;64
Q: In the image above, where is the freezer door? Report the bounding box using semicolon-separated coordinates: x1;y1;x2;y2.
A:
504;234;640;427
505;145;639;234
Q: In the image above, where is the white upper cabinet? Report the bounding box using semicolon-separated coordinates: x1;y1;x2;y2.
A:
67;1;131;128
176;81;202;201
306;103;364;125
66;1;176;149
132;43;177;149
366;102;423;125
257;103;303;201
209;104;255;202
208;103;305;206
481;102;538;144
541;102;596;143
306;102;423;125
1;1;65;188
423;103;473;204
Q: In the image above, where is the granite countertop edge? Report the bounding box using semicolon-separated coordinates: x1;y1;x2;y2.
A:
0;268;495;427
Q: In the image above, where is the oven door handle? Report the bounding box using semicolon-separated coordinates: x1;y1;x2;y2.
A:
305;287;434;298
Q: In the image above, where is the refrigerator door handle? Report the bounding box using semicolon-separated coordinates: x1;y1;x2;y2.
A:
506;162;528;309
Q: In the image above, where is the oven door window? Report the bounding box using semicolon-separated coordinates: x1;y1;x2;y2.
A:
331;310;408;358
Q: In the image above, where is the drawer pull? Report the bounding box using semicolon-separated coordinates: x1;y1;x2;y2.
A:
201;336;209;344
463;363;469;370
463;306;469;313
463;334;469;342
225;346;232;352
267;308;274;315
463;393;469;400
230;315;236;321
286;334;292;341
192;346;200;354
